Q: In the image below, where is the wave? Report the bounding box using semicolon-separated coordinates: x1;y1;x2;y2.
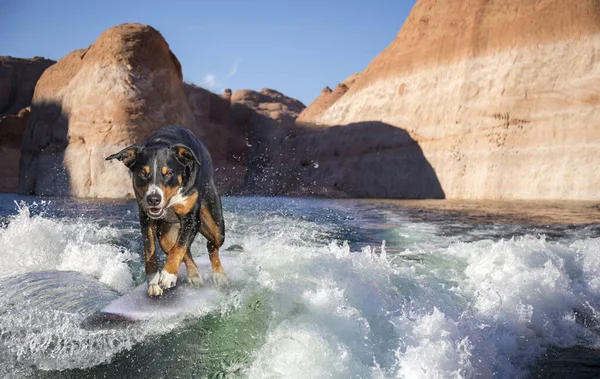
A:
0;198;598;378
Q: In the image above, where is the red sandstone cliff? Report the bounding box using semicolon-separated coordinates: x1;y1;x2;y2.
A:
297;0;600;200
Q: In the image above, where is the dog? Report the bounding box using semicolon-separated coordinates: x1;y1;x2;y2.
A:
106;125;228;297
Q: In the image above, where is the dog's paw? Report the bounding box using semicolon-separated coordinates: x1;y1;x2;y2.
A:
147;283;163;297
159;269;178;289
187;274;204;287
212;272;230;289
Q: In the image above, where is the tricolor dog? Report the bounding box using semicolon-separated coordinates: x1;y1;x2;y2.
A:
106;125;228;296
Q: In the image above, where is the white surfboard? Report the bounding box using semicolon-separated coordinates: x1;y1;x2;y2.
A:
99;255;241;321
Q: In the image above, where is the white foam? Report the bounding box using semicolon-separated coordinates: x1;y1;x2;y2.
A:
224;209;600;378
1;200;599;377
0;202;136;293
0;304;177;372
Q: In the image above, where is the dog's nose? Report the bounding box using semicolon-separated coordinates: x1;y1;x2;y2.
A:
146;193;162;207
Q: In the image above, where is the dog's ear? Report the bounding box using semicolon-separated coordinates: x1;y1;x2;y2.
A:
172;144;200;168
105;145;142;168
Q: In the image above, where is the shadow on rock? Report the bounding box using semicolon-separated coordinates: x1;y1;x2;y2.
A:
282;121;446;199
18;100;71;196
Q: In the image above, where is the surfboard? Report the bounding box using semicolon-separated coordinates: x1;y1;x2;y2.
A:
99;255;240;322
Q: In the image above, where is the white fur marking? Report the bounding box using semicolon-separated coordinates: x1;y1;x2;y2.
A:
166;188;187;209
159;269;178;289
147;272;162;296
147;283;163;297
153;156;158;185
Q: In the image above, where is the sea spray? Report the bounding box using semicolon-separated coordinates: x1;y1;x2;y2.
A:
0;196;598;378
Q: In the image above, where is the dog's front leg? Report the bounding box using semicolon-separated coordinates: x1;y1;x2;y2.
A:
159;216;199;290
141;218;162;297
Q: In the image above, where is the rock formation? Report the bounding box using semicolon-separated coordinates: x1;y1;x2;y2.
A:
185;86;305;195
289;121;444;198
229;88;305;195
297;0;600;200
0;107;30;192
0;56;55;116
296;73;360;124
0;56;55;192
18;22;305;198
19;23;194;197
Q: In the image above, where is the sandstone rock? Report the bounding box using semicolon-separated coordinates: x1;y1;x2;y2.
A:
222;88;232;99
232;88;304;126
0;56;55;117
184;83;237;191
184;83;229;161
297;0;600;200
0;107;30;192
296;73;360;124
228;88;305;195
183;85;305;195
0;57;54;192
287;121;444;198
19;23;194;197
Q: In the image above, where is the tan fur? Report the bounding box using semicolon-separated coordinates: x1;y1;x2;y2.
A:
199;202;222;245
160;182;181;208
183;253;200;279
172;191;198;215
158;223;179;252
163;245;187;274
157;222;200;280
199;202;224;273
208;243;224;274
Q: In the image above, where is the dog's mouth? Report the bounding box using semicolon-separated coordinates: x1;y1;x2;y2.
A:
147;207;165;219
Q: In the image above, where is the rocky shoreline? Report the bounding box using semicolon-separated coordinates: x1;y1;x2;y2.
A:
2;0;599;200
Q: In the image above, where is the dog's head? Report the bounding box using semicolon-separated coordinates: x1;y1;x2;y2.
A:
106;144;200;219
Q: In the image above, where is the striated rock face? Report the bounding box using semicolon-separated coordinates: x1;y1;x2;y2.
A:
296;73;360;124
298;0;600;200
290;121;444;198
19;23;194;197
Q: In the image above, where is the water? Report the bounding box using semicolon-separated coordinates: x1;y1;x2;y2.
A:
0;194;599;378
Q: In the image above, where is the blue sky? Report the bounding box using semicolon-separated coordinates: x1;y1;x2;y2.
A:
1;0;417;105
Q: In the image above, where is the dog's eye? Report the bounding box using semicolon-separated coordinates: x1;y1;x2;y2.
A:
165;170;174;178
139;171;148;178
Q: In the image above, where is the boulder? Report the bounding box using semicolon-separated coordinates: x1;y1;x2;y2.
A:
297;0;600;200
19;23;194;197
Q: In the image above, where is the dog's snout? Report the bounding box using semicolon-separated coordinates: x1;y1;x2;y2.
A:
146;193;162;207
